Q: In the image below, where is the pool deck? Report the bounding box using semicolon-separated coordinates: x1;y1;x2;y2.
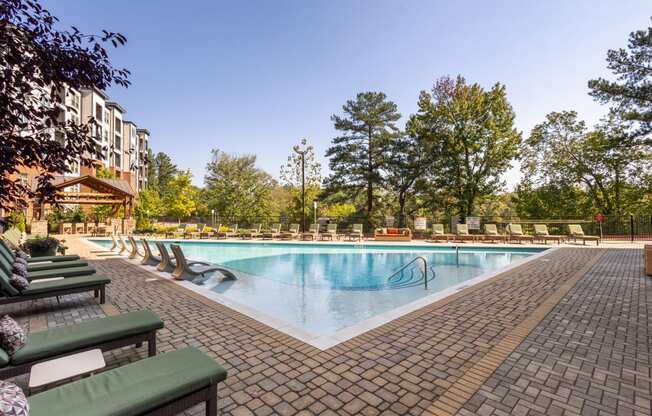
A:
2;237;650;416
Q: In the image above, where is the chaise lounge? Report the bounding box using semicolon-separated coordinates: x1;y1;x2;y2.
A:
429;224;454;242
27;346;227;416
0;309;163;378
140;238;162;266
0;253;96;281
568;224;601;245
170;244;237;281
0;268;110;305
533;224;565;244
482;224;507;243
301;223;319;240
0;240;88;272
506;224;535;244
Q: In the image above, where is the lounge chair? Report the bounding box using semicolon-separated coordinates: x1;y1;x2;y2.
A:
185;224;202;239
28;347;227;416
347;224;364;241
62;222;73;234
74;223;85;234
568;224;601;245
216;224;238;239
454;224;476;242
533;224;565;244
320;224;338;241
239;224;262;239
301;223;319;240
506;224;534;244
118;235;129;254
482;224;507;243
280;223;300;240
128;236;145;259
201;225;218;239
0;310;163;378
261;223;282;240
0;253;96;281
0;240;87;271
168;224;186;239
0;268;110;305
170;244;237;281
155;242;176;272
429;224;454;242
141;238;162;266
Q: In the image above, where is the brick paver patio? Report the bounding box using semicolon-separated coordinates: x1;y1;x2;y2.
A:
1;240;649;416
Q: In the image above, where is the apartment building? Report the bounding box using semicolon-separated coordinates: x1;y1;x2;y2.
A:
79;88;151;193
136;128;150;191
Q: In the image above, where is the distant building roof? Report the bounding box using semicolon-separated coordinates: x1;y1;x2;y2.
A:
136;128;150;136
106;101;127;114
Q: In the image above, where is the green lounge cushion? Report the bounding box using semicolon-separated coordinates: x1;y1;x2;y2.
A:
26;260;88;272
28;347;227;416
21;274;110;295
0;348;9;366
11;310;163;364
26;254;80;263
27;266;96;280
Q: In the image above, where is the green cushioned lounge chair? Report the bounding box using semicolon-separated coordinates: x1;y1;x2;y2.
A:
301;223;319;240
568;224;601;245
261;223;282;240
28;347;227;416
506;224;534;244
347;224;364;241
482;224;507;243
455;224;476;242
238;224;262;239
0;269;110;306
533;224;565;244
429;224;454;242
0;242;88;271
0;239;80;263
280;223;300;240
320;224;338;241
0;310;163;378
0;254;95;280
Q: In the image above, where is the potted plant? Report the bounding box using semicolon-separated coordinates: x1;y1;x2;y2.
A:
22;236;63;257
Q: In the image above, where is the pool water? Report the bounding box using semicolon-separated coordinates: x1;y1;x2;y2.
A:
91;240;545;338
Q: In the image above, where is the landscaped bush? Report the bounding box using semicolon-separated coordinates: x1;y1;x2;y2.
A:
22;236;66;257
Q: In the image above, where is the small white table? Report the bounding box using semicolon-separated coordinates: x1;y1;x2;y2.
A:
29;349;105;392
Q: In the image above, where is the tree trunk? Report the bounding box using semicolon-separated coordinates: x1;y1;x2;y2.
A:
367;127;374;216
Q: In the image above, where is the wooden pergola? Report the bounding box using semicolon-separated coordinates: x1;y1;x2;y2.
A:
50;175;135;217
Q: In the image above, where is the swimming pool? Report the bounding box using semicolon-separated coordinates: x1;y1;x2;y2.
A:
89;239;546;347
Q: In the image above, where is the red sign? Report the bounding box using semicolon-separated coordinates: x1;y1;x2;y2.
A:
595;213;605;223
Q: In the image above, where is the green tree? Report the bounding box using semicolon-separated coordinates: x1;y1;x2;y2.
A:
521;111;651;216
152;152;178;197
384;134;426;227
324;91;401;217
204;149;276;221
134;188;163;229
588;19;652;141
92;167;119;221
280;138;322;225
163;171;196;222
512;181;591;219
145;148;159;192
409;76;521;218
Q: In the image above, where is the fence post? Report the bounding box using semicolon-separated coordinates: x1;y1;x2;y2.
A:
630;214;635;243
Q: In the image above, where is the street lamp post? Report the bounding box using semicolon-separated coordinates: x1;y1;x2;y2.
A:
293;138;311;232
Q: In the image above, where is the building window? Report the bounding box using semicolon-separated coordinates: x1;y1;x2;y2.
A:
95;104;102;122
114;118;122;132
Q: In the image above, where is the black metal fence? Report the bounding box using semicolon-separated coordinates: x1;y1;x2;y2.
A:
153;214;652;240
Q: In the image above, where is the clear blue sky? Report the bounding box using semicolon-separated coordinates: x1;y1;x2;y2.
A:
44;0;651;189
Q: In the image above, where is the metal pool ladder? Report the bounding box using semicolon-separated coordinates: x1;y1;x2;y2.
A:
386;256;435;290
